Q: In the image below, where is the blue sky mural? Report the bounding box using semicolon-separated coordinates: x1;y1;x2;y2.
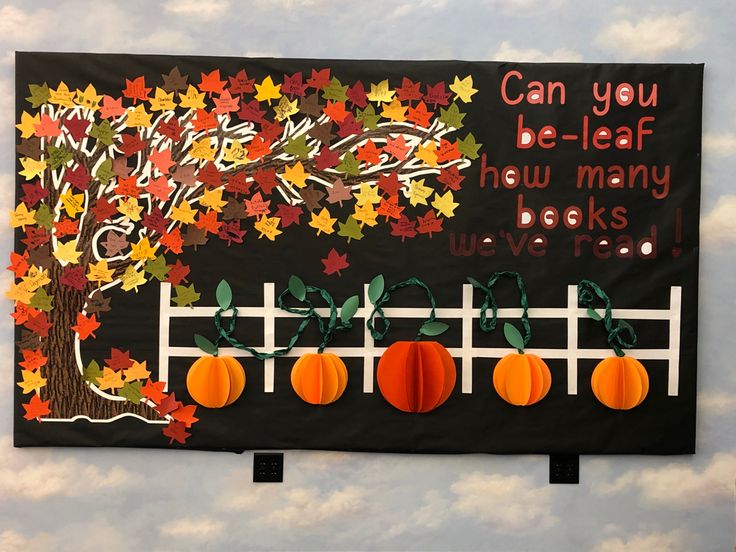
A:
0;1;734;550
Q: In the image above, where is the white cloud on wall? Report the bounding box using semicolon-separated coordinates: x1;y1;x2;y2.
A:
493;41;582;62
450;473;558;533
594;529;693;552
160;516;226;540
703;132;736;156
595;12;702;60
701;194;736;246
594;453;736;508
163;0;231;20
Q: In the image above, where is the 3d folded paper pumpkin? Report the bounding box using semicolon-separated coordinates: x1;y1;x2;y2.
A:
493;353;552;406
291;353;348;405
591;356;649;410
186;355;246;408
376;341;456;413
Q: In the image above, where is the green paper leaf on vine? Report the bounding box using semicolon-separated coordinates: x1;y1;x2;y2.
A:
194;333;217;356
504;322;525;352
288;275;306;301
340;295;360;325
466;276;483;289
420;321;449;337
587;307;603;321
83;359;103;384
368;274;384;304
216;279;232;310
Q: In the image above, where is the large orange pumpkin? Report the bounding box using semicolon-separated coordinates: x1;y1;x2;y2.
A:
291;352;348;405
186;355;246;408
591;356;649;410
493;353;551;406
377;341;456;413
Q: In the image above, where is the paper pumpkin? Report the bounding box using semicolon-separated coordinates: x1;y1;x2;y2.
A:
290;352;348;405
591;356;649;410
493;352;551;406
376;341;456;413
186;355;245;408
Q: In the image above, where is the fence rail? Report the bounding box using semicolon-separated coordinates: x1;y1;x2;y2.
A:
158;283;682;396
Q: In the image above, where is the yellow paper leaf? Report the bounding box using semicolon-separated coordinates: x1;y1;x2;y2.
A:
189;138;216;161
19;157;46;181
254;76;282;105
59;189;85;217
353;184;381;206
353;202;378;227
5;281;34;304
274;95;299;121
408;178;433;206
254;215;282;241
200;188;227;212
87;259;115;285
48;81;76;108
171;200;197;224
16;112;41;139
96;367;125;391
149;87;177;111
381;98;407;123
120;265;146;293
130;237;157;262
117;197;143;222
449;75;478;103
222;141;249;166
10;202;37;229
308;207;337;236
17;369;47;394
431;190;459;218
75;83;102;110
124;360;150;382
53;239;82;264
179;85;207;110
125;104;153;128
282;161;310;188
366;79;395;104
415;141;439;167
21;266;50;292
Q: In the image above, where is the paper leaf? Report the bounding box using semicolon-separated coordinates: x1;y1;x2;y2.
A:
587;308;603;321
340;295;360;325
288;275;306;301
216;280;232;310
194;333;217;356
420;321;449;337
504;322;525;351
367;274;384;304
466;276;484;289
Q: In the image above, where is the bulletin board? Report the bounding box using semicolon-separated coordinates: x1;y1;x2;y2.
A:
11;52;702;453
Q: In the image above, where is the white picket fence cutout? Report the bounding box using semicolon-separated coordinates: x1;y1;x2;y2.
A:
159;282;682;397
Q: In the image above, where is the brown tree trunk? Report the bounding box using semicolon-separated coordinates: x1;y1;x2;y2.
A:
41;261;158;420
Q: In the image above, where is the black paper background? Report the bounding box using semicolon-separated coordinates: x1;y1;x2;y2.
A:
14;53;702;453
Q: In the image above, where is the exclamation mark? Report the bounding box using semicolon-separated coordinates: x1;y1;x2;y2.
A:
672;208;682;258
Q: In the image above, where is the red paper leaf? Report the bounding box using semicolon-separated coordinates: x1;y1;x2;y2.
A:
321;248;350;276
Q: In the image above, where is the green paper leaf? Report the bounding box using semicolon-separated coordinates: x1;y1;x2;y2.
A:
216;279;232;310
340;295;360;325
439;102;466;129
89;120;115;147
118;381;143;403
288;275;306;301
504;322;525;351
457;132;482;160
94;157;115;183
337;215;364;242
322;77;349;102
283;134;311;159
466;276;483;289
29;288;53;312
83;359;103;384
356;104;380;130
587;308;603;321
34;203;54;229
336;151;360;176
367;274;384;304
194;333;217;356
172;284;200;308
26;83;50;108
47;145;73;170
420;321;449;337
144;255;169;281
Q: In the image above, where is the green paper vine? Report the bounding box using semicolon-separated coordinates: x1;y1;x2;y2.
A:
577;279;637;357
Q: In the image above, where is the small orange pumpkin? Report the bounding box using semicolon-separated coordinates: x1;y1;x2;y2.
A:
186;355;246;408
591;356;649;410
493;353;551;406
377;341;456;413
291;352;348;405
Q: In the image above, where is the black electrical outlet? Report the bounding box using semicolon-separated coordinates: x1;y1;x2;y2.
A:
253;452;284;483
549;454;579;484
